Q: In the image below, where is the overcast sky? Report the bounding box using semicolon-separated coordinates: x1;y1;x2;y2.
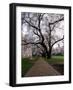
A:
21;13;64;48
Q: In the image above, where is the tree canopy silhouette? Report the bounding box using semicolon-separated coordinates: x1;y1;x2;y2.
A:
21;12;64;58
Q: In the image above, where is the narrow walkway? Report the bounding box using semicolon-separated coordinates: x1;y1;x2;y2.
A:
25;58;60;77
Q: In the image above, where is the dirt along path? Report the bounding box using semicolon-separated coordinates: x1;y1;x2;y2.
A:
25;58;61;77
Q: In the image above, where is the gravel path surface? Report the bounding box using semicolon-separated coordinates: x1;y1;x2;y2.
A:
25;58;60;77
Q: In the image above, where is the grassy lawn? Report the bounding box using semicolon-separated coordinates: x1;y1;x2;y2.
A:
45;56;64;64
21;57;39;77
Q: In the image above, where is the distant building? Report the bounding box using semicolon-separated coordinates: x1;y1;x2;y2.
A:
21;44;32;58
21;33;32;58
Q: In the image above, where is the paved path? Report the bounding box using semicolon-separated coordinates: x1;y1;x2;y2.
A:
25;58;60;77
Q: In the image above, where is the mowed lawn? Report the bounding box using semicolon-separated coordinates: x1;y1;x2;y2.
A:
21;56;64;77
21;57;39;77
46;56;64;64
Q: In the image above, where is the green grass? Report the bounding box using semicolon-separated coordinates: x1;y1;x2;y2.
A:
21;57;39;77
22;56;64;77
22;58;33;77
45;56;64;64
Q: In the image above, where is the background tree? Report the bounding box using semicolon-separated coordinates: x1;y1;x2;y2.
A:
21;12;64;58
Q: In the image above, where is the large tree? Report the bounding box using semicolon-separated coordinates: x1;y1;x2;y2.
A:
21;12;64;58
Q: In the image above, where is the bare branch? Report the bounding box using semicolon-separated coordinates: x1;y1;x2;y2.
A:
24;19;40;30
37;14;45;42
24;18;44;42
51;36;64;47
36;44;44;52
40;13;45;20
49;17;64;25
33;30;40;37
51;24;56;31
22;42;41;45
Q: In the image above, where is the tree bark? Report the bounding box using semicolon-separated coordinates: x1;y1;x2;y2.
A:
40;42;52;59
47;48;52;58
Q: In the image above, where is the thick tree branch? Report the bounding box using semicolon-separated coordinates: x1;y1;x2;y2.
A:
49;17;64;25
24;18;44;42
48;23;51;48
51;36;64;47
24;19;40;30
37;14;45;42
